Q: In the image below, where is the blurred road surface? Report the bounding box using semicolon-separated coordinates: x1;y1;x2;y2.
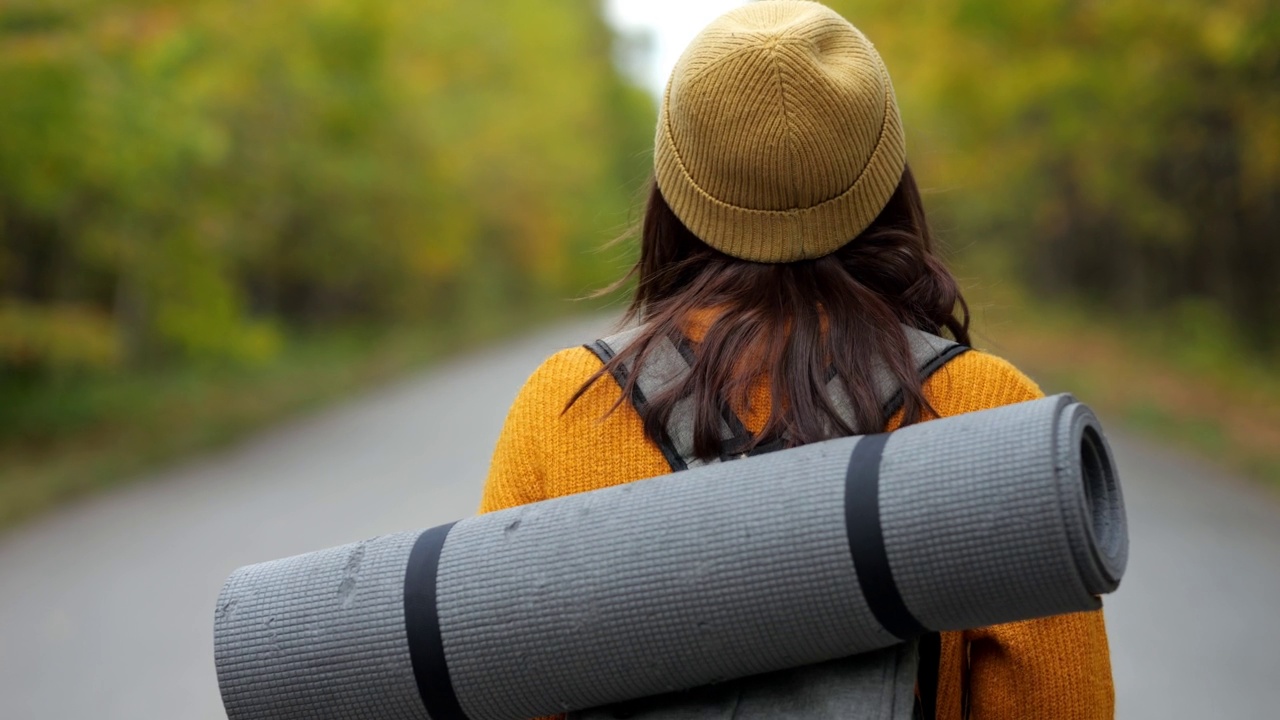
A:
1;315;1277;719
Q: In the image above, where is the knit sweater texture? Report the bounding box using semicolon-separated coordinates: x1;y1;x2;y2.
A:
480;340;1115;720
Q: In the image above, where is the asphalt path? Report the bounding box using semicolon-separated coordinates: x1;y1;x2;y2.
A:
1;315;1277;718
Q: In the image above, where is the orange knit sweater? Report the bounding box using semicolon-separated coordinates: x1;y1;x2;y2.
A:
479;341;1114;720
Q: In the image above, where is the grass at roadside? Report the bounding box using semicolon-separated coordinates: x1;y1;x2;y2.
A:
0;310;548;531
962;272;1280;489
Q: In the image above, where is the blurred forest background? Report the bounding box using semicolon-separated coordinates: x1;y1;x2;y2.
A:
1;0;1277;527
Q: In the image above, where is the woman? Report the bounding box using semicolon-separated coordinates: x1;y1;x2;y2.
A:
480;1;1113;718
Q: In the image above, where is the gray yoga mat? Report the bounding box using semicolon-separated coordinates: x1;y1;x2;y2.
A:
214;393;1127;720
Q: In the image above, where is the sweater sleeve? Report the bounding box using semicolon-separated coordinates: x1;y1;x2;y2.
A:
966;610;1115;719
478;351;567;514
914;350;1115;720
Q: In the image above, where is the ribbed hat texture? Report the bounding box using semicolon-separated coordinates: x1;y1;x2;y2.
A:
655;0;906;263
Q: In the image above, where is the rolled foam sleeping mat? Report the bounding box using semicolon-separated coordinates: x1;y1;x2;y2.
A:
214;393;1128;720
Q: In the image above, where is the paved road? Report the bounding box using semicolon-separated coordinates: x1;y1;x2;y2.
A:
1;316;1277;719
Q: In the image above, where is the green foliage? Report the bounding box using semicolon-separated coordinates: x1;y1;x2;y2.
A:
0;302;119;370
0;0;654;522
0;0;654;373
833;0;1280;353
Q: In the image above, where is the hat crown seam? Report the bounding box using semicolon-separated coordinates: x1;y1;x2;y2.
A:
765;43;805;255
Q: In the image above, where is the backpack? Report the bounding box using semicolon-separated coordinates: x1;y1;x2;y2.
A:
569;324;970;720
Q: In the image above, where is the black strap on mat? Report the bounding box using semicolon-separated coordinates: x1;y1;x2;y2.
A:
405;522;469;720
846;435;940;719
843;432;927;640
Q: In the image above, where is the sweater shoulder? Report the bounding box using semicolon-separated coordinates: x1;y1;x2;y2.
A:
517;344;610;412
917;348;1045;421
500;343;671;501
480;344;614;513
548;343;607;378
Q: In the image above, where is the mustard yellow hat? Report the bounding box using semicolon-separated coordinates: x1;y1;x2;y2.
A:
654;0;906;263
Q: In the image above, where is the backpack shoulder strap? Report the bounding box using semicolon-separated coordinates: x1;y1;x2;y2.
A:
585;326;747;471
584;324;970;473
828;326;971;429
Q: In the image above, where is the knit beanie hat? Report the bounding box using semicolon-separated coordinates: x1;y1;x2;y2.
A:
654;0;906;263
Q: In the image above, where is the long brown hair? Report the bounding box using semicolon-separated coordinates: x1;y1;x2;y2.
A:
572;165;970;460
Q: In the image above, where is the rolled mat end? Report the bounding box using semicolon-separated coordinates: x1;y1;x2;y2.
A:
1060;400;1129;595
